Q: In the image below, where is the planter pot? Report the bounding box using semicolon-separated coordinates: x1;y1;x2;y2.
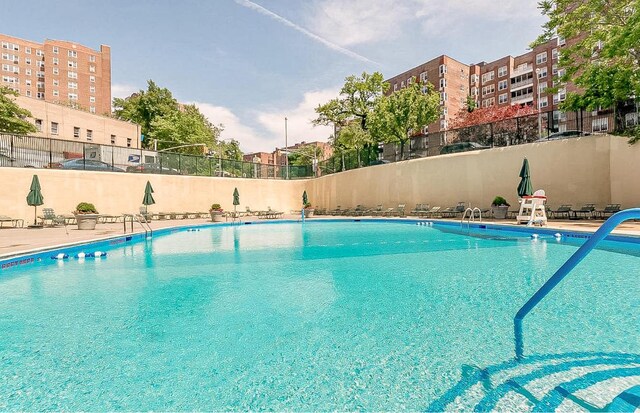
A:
304;208;315;217
75;213;99;230
210;211;224;222
492;205;509;220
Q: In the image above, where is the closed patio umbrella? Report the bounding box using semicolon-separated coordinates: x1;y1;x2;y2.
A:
517;158;533;198
233;187;240;214
26;174;44;226
142;181;155;214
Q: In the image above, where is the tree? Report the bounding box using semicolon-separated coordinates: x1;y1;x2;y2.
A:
287;144;323;167
151;104;222;154
112;80;180;149
333;123;373;166
534;0;640;138
314;71;388;131
367;80;441;160
0;86;37;134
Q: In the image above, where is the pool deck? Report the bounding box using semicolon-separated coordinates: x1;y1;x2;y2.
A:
2;214;640;259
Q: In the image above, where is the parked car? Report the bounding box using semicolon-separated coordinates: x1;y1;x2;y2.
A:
126;163;180;174
0;153;36;168
544;130;591;140
49;158;124;172
440;141;490;155
370;159;391;165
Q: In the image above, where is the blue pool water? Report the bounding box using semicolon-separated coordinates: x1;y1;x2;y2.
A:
0;221;639;410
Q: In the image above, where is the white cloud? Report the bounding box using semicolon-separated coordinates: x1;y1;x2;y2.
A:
234;0;377;64
190;88;336;154
307;0;411;46
111;83;139;99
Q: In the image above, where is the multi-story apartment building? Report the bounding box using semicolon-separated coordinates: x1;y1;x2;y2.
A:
1;34;111;115
382;37;617;159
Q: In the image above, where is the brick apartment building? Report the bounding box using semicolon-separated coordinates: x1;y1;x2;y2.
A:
1;33;111;115
382;36;620;160
244;141;333;166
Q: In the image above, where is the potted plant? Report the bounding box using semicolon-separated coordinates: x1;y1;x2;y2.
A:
74;202;100;230
303;201;314;217
491;196;510;219
209;203;224;222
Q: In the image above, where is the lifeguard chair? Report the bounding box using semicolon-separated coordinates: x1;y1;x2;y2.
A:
516;189;548;226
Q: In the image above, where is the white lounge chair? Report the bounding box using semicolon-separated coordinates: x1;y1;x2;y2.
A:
516;189;548;226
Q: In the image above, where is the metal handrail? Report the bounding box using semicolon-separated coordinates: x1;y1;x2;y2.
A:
514;208;640;359
461;207;482;226
123;213;153;238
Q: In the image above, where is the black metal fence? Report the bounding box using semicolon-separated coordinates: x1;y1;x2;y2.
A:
0;134;313;179
318;107;639;175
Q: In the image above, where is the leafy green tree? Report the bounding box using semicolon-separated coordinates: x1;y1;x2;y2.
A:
287;144;323;167
151;104;222;154
534;0;640;139
314;71;388;131
334;123;373;166
368;80;441;160
0;86;37;134
218;139;243;161
112;80;180;148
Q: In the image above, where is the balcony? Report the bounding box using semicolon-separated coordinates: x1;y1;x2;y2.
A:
510;78;534;91
511;93;534;105
511;64;533;77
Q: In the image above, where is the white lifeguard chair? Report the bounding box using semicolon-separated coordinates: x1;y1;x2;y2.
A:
516;189;548;226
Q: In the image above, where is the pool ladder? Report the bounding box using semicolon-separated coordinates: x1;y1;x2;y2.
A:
123;213;153;238
461;207;482;226
514;208;640;360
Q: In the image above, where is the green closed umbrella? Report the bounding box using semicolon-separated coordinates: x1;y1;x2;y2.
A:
142;181;155;214
302;190;308;207
233;187;240;214
517;158;533;197
26;174;44;226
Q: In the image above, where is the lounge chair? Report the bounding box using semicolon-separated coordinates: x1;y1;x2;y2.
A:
328;206;343;216
572;203;596;219
410;203;430;217
386;204;406;217
0;215;24;228
425;206;441;218
516;190;547;226
345;205;366;216
441;202;466;218
549;204;572;219
595;204;621;219
367;205;384;216
38;208;67;227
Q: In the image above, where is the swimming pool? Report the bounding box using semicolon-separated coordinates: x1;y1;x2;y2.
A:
1;220;638;410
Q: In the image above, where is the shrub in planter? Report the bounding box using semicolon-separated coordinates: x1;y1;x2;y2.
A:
74;202;100;230
303;201;314;217
209;203;224;222
491;196;510;219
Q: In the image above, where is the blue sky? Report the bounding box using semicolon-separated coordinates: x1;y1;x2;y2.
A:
4;0;546;153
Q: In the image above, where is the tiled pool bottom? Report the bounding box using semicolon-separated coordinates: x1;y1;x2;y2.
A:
0;221;638;410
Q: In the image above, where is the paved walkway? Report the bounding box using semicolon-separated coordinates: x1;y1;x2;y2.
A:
1;214;640;259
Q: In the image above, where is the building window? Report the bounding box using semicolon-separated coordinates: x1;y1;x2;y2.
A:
400;81;405;88
25;47;31;54
539;97;548;108
73;127;80;138
52;67;59;75
482;84;495;96
86;129;93;141
68;71;77;79
36;92;44;99
440;91;447;102
538;81;547;94
90;106;96;114
127;138;132;148
89;65;96;73
25;58;31;65
537;67;547;79
552;48;558;60
498;93;508;104
419;71;427;82
25;90;31;97
68;81;78;89
36;71;45;78
536;52;548;65
89;96;95;103
51;122;59;135
439;78;446;88
67;60;77;69
498;80;508;91
68;93;78;100
89;75;95;83
52;57;58;65
498;66;507;77
393;83;398;91
89;85;95;93
68;50;77;58
35;119;42;131
482;71;495;83
89;55;96;63
470;74;479;85
53;79;59;86
592;118;609;133
52;90;59;97
439;64;447;75
36;49;44;57
110;134;116;145
557;36;566;46
36;60;44;68
53;46;59;54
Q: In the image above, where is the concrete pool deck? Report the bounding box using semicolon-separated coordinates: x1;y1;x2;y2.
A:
2;214;640;259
